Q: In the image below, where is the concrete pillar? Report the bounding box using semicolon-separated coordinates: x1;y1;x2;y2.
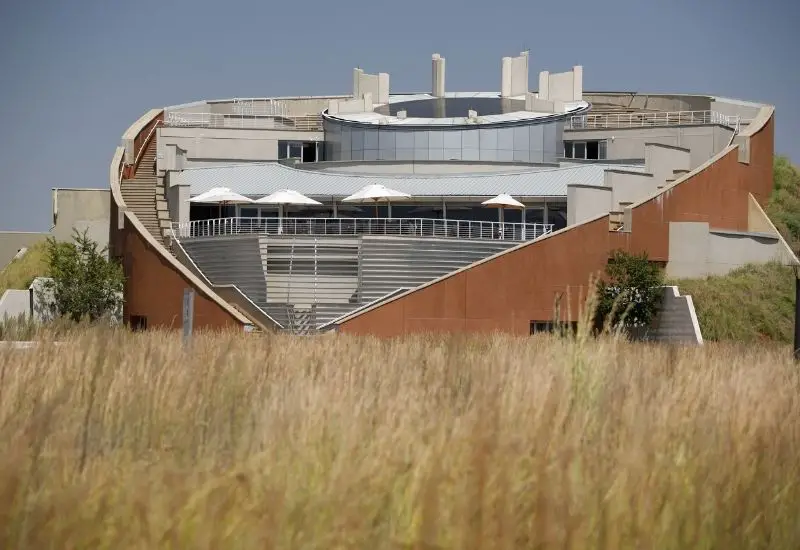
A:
510;51;529;97
501;57;513;97
543;199;549;225
353;68;363;98
572;65;583;101
538;70;550;100
432;54;445;97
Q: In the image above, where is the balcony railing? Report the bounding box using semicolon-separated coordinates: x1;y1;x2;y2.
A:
172;217;555;242
164;111;323;131
566;110;741;130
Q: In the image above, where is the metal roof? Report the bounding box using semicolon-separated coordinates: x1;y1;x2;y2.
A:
325;92;589;127
175;162;647;199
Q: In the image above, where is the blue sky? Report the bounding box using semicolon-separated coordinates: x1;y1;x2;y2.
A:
0;0;797;231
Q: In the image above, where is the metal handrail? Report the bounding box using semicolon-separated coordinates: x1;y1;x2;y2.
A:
566;110;741;130
173;217;555;242
164;111;323;131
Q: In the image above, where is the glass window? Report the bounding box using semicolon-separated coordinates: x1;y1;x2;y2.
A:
599;140;608;160
586;141;599;160
240;207;259;218
564;142;574;158
574;142;586;159
289;143;302;159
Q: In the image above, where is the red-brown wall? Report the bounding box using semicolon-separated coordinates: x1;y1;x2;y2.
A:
339;113;775;337
118;223;241;330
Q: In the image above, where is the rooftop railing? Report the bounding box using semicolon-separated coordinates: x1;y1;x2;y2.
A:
566;110;741;130
172;217;554;243
164;111;323;132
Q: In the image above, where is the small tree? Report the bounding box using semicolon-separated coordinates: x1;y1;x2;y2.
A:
40;230;124;323
593;250;664;333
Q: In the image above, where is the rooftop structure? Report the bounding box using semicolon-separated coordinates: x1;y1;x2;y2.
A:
98;50;795;340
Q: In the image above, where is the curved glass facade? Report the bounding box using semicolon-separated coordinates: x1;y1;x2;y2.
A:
323;118;565;164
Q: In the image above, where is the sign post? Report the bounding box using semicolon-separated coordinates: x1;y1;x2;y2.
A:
183;288;195;345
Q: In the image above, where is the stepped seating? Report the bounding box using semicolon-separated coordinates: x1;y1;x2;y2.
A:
176;232;520;334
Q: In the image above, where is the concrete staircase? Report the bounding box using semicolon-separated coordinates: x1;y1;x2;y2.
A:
180;236;267;304
176;233;521;334
359;236;515;303
120;139;171;246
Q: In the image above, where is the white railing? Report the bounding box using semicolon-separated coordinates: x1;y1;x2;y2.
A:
230;98;289;117
566;110;741;130
164;111;323;131
172;217;555;242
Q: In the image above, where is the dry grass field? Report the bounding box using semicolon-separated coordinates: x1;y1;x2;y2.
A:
1;322;799;549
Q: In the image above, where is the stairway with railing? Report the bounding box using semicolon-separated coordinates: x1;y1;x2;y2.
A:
120;138;171;246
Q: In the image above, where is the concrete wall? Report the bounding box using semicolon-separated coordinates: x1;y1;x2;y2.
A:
567;184;613;226
353;69;389;104
157;127;323;172
52;188;110;250
538;66;582;102
604;170;658;211
667;221;794;278
583;93;712;113
0;232;47;270
565;125;734;168
501;51;529;98
0;290;29;321
644;143;691;187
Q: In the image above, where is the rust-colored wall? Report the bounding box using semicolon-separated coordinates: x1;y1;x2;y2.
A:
339;112;775;338
341;216;611;337
120;221;241;330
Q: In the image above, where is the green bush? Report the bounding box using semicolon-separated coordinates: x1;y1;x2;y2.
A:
39;230;125;324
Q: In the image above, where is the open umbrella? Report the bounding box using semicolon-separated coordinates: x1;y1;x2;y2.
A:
187;187;253;218
342;183;411;218
482;193;526;239
255;189;322;234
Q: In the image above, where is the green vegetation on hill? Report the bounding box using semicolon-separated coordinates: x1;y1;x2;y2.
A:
766;155;800;250
677;157;800;343
676;262;795;343
0;241;48;296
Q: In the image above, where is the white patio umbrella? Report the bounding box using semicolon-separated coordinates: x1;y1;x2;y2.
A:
481;193;525;223
187;187;253;217
255;189;322;234
341;183;411;218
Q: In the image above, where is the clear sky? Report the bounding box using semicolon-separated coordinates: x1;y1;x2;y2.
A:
0;0;797;231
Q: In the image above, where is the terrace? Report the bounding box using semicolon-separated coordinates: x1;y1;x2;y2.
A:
172;216;555;242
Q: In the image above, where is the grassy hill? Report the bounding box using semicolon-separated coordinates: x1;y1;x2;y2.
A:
676;262;794;343
676;156;800;344
0;240;48;296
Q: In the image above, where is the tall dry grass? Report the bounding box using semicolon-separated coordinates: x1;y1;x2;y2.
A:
1;324;799;548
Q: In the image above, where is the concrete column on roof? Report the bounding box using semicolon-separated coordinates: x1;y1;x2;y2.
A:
353;68;363;99
510;51;529;97
501;56;513;97
432;53;446;98
572;65;583;101
538;70;550;100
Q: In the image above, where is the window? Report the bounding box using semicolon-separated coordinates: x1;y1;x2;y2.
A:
563;140;607;160
278;141;319;162
530;320;578;336
130;315;147;331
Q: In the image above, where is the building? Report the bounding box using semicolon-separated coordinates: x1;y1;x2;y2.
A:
106;51;795;339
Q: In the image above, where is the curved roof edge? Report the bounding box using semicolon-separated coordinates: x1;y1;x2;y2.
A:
111;116;253;328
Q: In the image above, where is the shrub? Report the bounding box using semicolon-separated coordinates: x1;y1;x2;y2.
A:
593;249;664;333
39;230;124;324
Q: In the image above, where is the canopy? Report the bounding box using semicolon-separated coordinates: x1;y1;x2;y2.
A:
342;184;412;203
342;184;411;217
481;193;525;209
254;189;322;206
188;187;253;205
